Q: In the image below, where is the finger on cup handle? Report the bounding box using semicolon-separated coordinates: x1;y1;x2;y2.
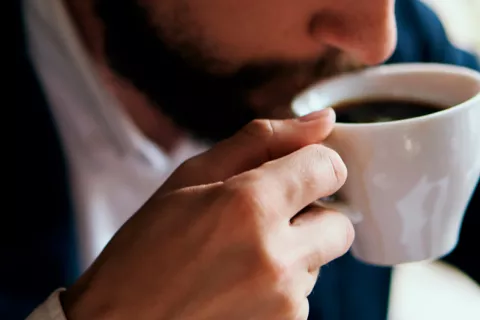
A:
225;143;347;220
291;206;355;272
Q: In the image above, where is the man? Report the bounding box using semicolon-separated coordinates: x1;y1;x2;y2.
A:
12;0;479;319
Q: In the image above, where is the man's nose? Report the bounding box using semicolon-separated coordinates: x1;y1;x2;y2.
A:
310;0;397;65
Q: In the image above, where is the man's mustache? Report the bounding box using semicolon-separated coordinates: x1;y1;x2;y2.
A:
230;48;363;92
233;49;365;115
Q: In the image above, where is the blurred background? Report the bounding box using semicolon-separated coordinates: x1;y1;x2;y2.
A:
423;0;480;54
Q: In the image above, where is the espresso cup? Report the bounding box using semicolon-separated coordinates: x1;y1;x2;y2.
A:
292;63;480;266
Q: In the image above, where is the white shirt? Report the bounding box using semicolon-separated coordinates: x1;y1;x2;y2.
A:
24;0;208;269
24;0;206;318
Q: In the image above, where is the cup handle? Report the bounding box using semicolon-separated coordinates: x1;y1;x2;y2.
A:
312;198;363;224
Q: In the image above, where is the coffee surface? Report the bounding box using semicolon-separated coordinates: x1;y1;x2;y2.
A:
333;98;445;123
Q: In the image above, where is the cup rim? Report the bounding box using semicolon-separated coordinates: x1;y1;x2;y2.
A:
292;63;480;128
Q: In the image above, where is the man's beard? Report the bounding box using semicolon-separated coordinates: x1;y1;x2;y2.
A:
96;0;363;143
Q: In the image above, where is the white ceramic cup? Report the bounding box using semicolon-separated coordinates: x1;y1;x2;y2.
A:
292;63;480;266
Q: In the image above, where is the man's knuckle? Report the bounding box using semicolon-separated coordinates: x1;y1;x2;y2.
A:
306;249;328;270
242;119;276;140
300;145;346;193
306;145;347;185
325;149;348;185
223;175;267;217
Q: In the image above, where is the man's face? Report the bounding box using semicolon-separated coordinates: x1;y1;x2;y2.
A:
96;0;397;142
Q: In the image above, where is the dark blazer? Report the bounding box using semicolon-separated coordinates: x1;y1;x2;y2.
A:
10;0;479;319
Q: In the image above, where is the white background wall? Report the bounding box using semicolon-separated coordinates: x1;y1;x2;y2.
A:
422;0;480;54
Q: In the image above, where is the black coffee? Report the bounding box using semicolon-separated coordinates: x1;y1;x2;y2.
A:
333;98;446;124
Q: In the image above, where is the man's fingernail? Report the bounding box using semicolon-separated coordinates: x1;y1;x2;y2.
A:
298;108;335;122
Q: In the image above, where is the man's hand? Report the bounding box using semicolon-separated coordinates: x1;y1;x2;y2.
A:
62;108;354;320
